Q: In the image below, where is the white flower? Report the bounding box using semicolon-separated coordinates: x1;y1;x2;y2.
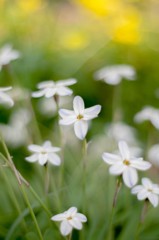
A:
25;141;61;166
148;144;159;167
59;96;101;140
0;87;14;107
94;64;136;85
134;106;159;129
51;207;87;236
0;44;20;69
131;178;159;207
32;78;77;98
102;141;151;188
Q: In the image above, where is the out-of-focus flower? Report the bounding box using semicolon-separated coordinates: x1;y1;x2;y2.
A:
148;144;159;167
59;96;101;140
0;87;14;107
134;106;159;129
94;64;136;85
26;141;61;166
0;44;20;69
102;141;151;188
0;108;31;148
10;87;30;102
131;178;159;207
51;207;87;236
32;79;77;98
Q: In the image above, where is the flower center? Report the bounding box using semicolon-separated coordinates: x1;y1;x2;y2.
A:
77;114;83;120
41;150;47;154
67;216;72;220
123;159;130;166
148;188;152;192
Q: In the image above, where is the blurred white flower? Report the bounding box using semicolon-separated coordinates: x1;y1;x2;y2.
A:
26;141;61;166
10;87;30;102
0;108;31;148
0;44;20;69
134;106;159;129
59;96;101;140
0;87;14;107
131;178;159;207
32;78;77;98
102;141;151;188
148;144;159;167
51;207;87;236
94;64;136;85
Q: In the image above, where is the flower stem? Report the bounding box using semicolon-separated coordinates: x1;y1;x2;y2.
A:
82;138;87;213
67;232;72;240
20;185;43;240
44;163;50;195
112;84;122;123
106;176;122;240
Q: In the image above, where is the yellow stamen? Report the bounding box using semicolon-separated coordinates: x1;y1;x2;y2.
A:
77;114;83;120
123;159;130;166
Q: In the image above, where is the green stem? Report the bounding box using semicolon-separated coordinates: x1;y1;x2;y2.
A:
112;84;122;123
106;176;122;240
20;185;43;240
44;164;50;195
82;138;87;213
67;232;72;240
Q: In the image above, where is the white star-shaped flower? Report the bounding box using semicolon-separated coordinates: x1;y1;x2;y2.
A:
32;78;77;98
134;106;159;129
59;96;101;140
25;141;61;166
0;44;20;69
102;141;151;188
131;178;159;207
148;144;159;167
94;64;136;85
51;207;87;236
0;87;14;107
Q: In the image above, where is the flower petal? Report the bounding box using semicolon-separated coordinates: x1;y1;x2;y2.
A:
59;117;76;125
51;213;65;221
142;178;152;188
48;153;61;166
137;189;148;200
69;218;82;230
131;185;143;194
0;92;14;107
60;220;72;236
102;152;121;165
56;87;73;96
148;193;159;207
74;120;88;140
67;207;77;216
45;88;56;98
38;153;48;165
25;154;38;163
32;90;46;98
73;96;85;115
123;168;138;188
28;144;43;153
37;80;54;89
56;78;77;86
131;159;151;171
59;109;75;118
84;105;101;120
75;213;87;222
109;163;125;175
118;141;130;160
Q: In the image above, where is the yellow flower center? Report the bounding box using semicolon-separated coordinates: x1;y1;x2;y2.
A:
67;216;72;220
77;114;83;120
123;159;130;166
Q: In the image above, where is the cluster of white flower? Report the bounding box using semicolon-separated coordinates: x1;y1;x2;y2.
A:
1;44;159;239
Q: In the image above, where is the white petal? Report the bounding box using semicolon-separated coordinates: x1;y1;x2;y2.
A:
142;178;152;188
56;78;77;86
137;189;148;200
51;213;65;221
102;152;121;165
25;154;38;163
43;141;61;152
131;159;151;171
59;109;75;118
148;193;159;207
118;141;130;160
37;80;55;89
0;92;14;106
75;213;87;222
43;141;52;148
73;96;85;115
67;207;77;216
48;153;61;166
84;105;101;120
32;90;46;98
38;153;48;165
123;168;138;188
69;218;82;230
131;185;143;194
60;220;72;236
28;144;43;153
59;117;76;125
109;163;125;175
56;87;73;96
0;86;12;92
45;88;56;98
74;120;88;140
